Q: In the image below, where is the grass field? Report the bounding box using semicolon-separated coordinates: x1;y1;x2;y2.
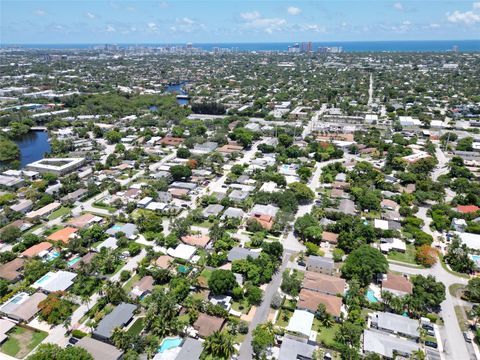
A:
48;206;71;220
387;244;417;265
126;318;144;336
314;321;341;347
0;326;48;358
123;274;140;292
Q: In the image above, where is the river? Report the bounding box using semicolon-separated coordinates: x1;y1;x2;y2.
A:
16;131;51;167
165;82;189;105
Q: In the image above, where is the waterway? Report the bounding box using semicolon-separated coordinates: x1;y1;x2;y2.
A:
165;82;189;105
16;131;51;167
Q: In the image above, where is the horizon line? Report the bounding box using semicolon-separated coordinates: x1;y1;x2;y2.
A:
2;39;480;46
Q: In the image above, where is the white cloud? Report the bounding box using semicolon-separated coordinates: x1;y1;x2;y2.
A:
303;24;326;33
393;2;404;11
147;22;158;32
159;1;169;8
429;23;440;28
240;11;260;21
447;10;480;24
106;24;116;32
473;2;480;10
240;11;286;34
287;6;301;15
34;9;46;16
85;12;96;19
171;17;205;33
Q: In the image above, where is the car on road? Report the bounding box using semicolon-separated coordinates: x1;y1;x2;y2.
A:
463;332;472;343
425;341;438;348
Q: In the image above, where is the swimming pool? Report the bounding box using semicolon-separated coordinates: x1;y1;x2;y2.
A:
470;255;480;262
366;289;379;303
158;337;182;353
177;265;189;274
111;224;123;231
68;257;81;267
36;273;52;285
45;251;60;261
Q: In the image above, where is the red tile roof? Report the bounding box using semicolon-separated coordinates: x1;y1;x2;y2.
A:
457;205;480;214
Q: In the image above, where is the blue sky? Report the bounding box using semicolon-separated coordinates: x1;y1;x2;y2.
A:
1;1;480;44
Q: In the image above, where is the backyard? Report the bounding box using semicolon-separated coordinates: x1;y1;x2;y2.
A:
0;326;48;359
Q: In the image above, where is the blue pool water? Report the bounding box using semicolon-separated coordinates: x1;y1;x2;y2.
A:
177;265;189;274
68;257;81;267
111;225;123;231
45;251;60;261
366;290;379;303
36;273;52;284
471;255;480;262
158;337;182;353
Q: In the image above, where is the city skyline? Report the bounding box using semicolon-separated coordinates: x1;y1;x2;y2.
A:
1;0;480;44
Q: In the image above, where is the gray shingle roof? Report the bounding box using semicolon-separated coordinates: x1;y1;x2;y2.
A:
93;303;136;340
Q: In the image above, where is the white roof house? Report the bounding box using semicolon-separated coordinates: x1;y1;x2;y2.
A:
456;232;480;250
167;244;196;260
31;270;77;292
286;309;314;337
374;219;389;230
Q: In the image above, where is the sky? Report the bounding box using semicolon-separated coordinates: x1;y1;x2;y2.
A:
1;0;480;44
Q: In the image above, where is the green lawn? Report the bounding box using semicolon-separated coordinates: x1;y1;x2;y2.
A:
0;326;48;358
387;244;417;265
195;220;214;229
123;274;140;292
231;299;251;314
48;206;71;220
199;268;213;281
92;201;116;213
314;321;341;347
126;318;144;336
276;308;294;327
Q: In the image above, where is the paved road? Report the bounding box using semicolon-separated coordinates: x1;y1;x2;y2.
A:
389;261;471;360
238;251;291;360
283;157;345;252
367;73;373;108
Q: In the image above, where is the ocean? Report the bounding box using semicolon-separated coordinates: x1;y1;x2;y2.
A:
2;40;480;52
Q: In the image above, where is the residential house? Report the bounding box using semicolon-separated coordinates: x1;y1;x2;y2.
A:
381;273;413;297
93;302;137;342
0;292;47;322
227;247;260;262
0;258;24;282
370;312;420;340
129;276;154;299
76;337;124;360
193;313;225;338
278;336;316;360
202;204;224;218
302;271;346;296
306;256;334;275
297;288;343;319
363;329;420;359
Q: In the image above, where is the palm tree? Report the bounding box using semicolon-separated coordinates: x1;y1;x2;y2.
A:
202;331;236;360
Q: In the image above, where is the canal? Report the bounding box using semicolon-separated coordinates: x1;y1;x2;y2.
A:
165;82;189;106
16;131;51;168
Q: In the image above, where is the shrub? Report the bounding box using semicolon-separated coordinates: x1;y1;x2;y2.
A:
71;329;87;339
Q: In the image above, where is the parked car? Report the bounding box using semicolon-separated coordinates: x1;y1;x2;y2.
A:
463;332;472;343
425;341;438;348
422;323;434;331
68;337;79;345
427;329;435;337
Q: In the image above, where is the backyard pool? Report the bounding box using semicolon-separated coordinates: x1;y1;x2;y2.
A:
44;251;60;262
111;224;123;231
158;337;183;353
177;265;189;274
35;273;52;285
366;289;379;303
68;257;81;267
